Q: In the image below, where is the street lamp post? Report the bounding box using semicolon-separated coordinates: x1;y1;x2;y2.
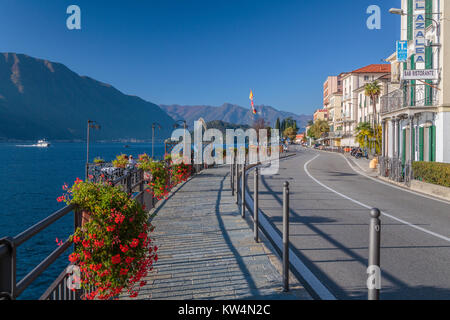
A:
152;122;162;160
86;120;101;180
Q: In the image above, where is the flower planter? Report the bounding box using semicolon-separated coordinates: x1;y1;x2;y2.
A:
81;210;93;227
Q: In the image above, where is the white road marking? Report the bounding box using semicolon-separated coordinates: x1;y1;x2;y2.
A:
304;154;450;243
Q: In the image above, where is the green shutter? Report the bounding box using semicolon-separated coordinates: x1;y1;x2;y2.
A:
426;0;433;28
419;127;424;161
402;129;407;164
425;45;433;105
430;125;436;162
408;0;414;41
403;64;408;107
412;126;416;161
410;55;416;106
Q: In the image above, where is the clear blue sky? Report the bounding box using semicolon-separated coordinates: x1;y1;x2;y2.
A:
0;0;400;115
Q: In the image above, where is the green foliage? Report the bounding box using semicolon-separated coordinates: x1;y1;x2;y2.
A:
112;154;128;168
283;127;298;141
412;162;450;188
94;157;105;164
307;120;329;139
148;161;170;199
355;122;374;149
137;153;153;171
65;180;157;300
355;122;382;154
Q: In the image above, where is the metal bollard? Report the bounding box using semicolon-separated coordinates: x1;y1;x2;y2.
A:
283;181;290;292
231;162;234;196
368;208;381;300
254;167;259;242
241;163;246;218
235;163;239;205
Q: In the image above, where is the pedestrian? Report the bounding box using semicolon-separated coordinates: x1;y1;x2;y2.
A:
128;155;137;167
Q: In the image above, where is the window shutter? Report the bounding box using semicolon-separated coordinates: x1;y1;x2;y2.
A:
408;0;414;41
410;55;416;106
419;127;424;161
412;126;416;161
426;0;433;28
430;125;436;162
425;45;433;105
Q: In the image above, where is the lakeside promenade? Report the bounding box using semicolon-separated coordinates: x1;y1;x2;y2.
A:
122;165;310;300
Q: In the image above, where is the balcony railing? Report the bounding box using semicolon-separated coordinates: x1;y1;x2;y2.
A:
381;87;438;115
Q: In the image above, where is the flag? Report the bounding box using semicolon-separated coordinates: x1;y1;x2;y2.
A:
249;90;257;114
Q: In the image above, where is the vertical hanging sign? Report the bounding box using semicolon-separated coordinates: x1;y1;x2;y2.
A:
413;0;426;64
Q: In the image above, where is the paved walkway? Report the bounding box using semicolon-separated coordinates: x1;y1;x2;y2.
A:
123;166;309;300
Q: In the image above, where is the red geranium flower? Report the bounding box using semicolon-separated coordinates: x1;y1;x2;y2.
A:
130;239;139;248
111;254;121;264
69;253;79;262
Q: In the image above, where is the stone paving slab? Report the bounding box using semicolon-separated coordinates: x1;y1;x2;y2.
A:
121;166;310;300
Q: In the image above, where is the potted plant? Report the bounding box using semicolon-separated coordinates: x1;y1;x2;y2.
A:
59;178;158;300
93;157;105;165
147;161;170;200
138;154;152;181
112;154;128;169
171;162;191;185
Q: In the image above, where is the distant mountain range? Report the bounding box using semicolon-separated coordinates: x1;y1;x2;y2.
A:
160;104;312;132
0;53;175;141
0;52;312;141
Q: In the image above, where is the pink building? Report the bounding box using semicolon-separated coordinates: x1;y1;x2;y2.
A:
323;75;343;108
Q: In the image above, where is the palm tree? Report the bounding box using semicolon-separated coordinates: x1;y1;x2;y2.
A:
364;80;382;155
364;80;382;127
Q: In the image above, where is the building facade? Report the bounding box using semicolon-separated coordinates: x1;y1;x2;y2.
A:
341;64;391;147
314;109;328;122
381;0;450;167
323;75;343;108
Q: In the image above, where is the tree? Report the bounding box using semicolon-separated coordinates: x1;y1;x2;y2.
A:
364;81;382;128
307;120;329;140
275;118;280;131
283;127;298;141
355;122;374;150
355;122;382;154
252;118;269;141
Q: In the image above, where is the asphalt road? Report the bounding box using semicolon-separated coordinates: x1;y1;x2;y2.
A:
247;146;450;300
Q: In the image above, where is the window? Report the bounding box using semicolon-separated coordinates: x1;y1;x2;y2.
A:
364;76;369;81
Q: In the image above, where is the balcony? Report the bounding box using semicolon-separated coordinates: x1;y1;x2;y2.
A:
381;87;438;115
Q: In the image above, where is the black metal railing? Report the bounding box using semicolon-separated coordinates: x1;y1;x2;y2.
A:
0;161;203;300
381;87;438;115
378;156;413;186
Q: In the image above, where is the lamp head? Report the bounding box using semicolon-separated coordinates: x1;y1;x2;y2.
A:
389;8;404;15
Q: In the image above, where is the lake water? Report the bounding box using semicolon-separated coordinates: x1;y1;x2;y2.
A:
0;142;166;299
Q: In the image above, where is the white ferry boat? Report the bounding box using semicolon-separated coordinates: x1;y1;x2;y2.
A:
35;139;50;148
